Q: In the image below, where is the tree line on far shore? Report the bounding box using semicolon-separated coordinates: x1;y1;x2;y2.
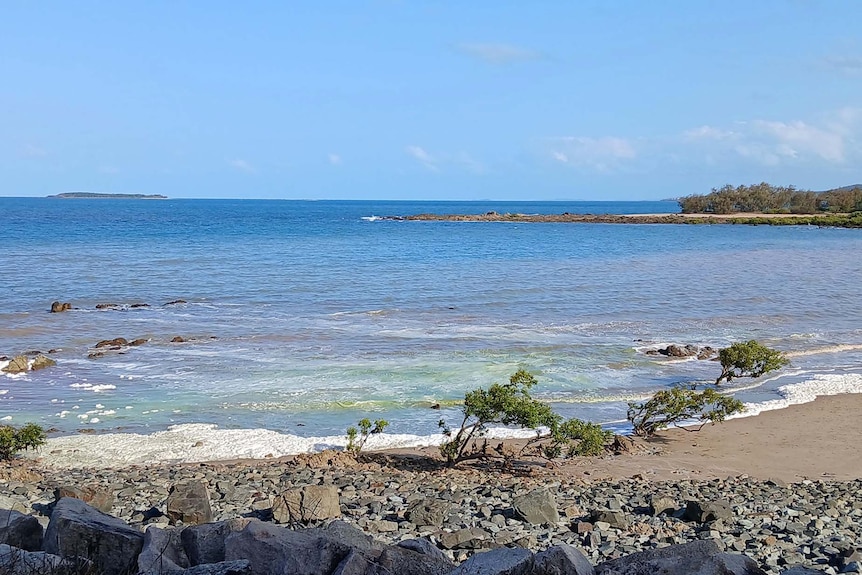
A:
678;183;862;214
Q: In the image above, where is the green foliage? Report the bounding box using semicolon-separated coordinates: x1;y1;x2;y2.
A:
541;418;614;458
716;340;789;385
438;369;611;466
627;387;745;438
0;423;46;460
346;418;388;454
678;182;862;215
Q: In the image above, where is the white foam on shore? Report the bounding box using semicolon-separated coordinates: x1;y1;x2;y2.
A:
31;424;447;468
738;373;862;417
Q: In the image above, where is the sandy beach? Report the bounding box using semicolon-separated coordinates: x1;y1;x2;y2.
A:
551;393;862;482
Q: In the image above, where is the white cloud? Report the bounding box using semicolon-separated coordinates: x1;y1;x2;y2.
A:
457;43;541;64
753;120;845;162
683;125;737;141
675;108;862;168
548;136;636;171
328;153;342;165
228;159;256;173
405;145;439;171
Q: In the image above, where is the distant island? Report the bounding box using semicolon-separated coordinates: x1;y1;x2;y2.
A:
48;192;168;199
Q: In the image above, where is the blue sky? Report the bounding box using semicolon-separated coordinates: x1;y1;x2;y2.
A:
2;1;861;200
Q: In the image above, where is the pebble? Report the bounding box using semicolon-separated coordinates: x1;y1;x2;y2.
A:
1;459;860;574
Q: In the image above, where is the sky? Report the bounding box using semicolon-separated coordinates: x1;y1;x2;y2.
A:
2;1;862;200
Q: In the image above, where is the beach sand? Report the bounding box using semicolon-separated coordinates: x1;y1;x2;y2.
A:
544;393;862;482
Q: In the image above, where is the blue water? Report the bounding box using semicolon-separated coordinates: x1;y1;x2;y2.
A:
2;197;862;461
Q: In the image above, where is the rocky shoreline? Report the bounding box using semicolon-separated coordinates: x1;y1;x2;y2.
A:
2;453;860;574
380;212;861;227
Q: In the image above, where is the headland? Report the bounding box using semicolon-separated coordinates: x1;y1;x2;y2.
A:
47;192;168;199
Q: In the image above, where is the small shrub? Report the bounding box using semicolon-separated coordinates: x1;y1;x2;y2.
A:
0;422;46;460
627;387;745;438
716;340;789;385
346;418;388;454
439;369;612;466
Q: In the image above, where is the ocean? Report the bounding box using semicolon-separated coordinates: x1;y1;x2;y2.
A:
2;197;861;466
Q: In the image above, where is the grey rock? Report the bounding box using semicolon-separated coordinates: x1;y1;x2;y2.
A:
596;540;766;575
224;519;352;575
590;510;629;530
650;494;677;516
448;547;534;575
513;489;559;525
0;543;85;575
0;496;28;513
532;544;595;575
684;499;733;523
272;485;341;524
440;527;492;550
0;509;43;551
167;481;213;525
43;497;144;575
406;498;451;527
371;540;456;575
138;525;188;574
182;518;251;565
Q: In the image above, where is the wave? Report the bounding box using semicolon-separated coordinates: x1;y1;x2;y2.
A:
739;372;862;417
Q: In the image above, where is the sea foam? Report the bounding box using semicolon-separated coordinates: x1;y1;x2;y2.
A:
740;373;862;417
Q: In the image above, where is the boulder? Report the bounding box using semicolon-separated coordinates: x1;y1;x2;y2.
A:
1;356;29;374
95;303;120;310
172;336;187;343
596;540;766;575
369;538;456;575
55;484;115;513
164;300;188;306
439;527;491;550
649;494;678;516
43;497;144;575
533;544;595;575
406;498;450;527
129;338;148;346
167;481;213;525
0;495;28;513
272;485;340;524
0;543;84;575
590;510;630;530
181;518;251;566
30;354;56;371
447;548;533;575
138;525;188;574
50;301;71;313
512;488;559;525
224;519;353;575
0;509;43;551
697;346;717;360
95;338;129;348
684;499;733;523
